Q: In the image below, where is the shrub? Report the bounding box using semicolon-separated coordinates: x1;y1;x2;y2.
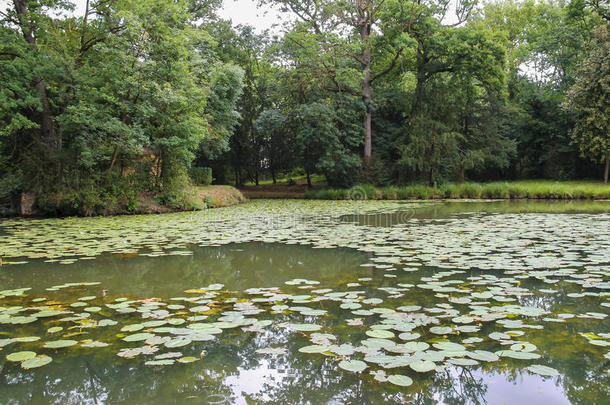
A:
458;183;483;198
353;184;378;199
0;171;23;215
441;184;459;198
507;184;528;198
482;183;510;198
190;167;213;186
380;186;398;199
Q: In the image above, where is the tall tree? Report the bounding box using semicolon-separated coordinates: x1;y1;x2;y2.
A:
264;0;475;167
563;25;610;183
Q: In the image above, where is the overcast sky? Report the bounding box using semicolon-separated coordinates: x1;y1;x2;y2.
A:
1;0;463;35
0;0;283;33
219;0;284;33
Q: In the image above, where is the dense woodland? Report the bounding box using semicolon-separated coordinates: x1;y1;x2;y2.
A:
0;0;609;215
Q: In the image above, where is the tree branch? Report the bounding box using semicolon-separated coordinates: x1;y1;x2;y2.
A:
371;48;403;82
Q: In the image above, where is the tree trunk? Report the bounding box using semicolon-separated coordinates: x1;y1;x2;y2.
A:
357;5;373;165
458;167;465;183
411;70;426;116
363;96;372;164
109;146;120;171
271;169;277;184
604;154;609;184
306;170;312;188
35;79;55;146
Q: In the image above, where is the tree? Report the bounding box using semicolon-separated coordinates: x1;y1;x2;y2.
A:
264;0;475;168
197;23;275;186
0;0;241;214
563;25;610;183
289;101;361;187
394;18;514;184
255;109;294;183
477;0;600;179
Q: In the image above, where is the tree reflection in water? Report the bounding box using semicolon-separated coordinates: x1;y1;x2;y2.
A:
0;244;608;404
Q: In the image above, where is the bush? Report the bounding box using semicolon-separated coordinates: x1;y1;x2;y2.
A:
190;167;213;185
0;170;23;215
353;184;378;199
507;184;528;198
396;185;437;199
482;183;510;198
379;186;398;199
458;183;483;198
305;181;610;201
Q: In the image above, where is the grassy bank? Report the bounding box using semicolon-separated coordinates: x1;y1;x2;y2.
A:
304;181;610;200
197;185;245;208
11;186;245;217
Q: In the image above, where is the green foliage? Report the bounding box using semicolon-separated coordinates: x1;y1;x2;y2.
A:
563;25;610;182
1;0;607;216
190;167;213;186
289;102;361;188
200;63;245;159
0;0;243;215
306;181;610;200
255;109;294;182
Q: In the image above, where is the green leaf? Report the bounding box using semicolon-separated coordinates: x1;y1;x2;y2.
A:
338;360;368;373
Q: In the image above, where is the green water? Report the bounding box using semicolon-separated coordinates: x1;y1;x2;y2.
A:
0;200;609;404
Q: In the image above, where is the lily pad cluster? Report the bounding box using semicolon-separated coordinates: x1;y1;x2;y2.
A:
0;200;608;390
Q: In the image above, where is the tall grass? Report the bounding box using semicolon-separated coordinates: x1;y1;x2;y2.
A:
304;181;610;200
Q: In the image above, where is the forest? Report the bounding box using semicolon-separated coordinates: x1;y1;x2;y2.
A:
0;0;609;215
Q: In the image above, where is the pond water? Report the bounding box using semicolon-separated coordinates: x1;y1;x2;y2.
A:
0;200;609;404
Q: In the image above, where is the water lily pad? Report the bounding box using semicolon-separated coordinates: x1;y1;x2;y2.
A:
338;360;368;373
165;337;192;348
44;340;78;349
510;342;537;352
366;329;395;339
526;364;560;377
298;345;329;354
121;324;145;332
7;351;37;362
467;350;499;362
177;356;199;363
430;326;453;335
34;310;66;318
496;350;541;360
145;359;174;366
404;342;430;352
10;316;37;324
122;333;154;342
98;319;118;327
433;342;465;351
155;352;182;360
81;341;109;348
363;298;383;305
387;374;413;387
398;332;421;341
13;336;40;343
21;355;52;369
410;360;436;372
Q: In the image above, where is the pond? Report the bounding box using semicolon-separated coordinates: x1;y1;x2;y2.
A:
0;200;609;404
